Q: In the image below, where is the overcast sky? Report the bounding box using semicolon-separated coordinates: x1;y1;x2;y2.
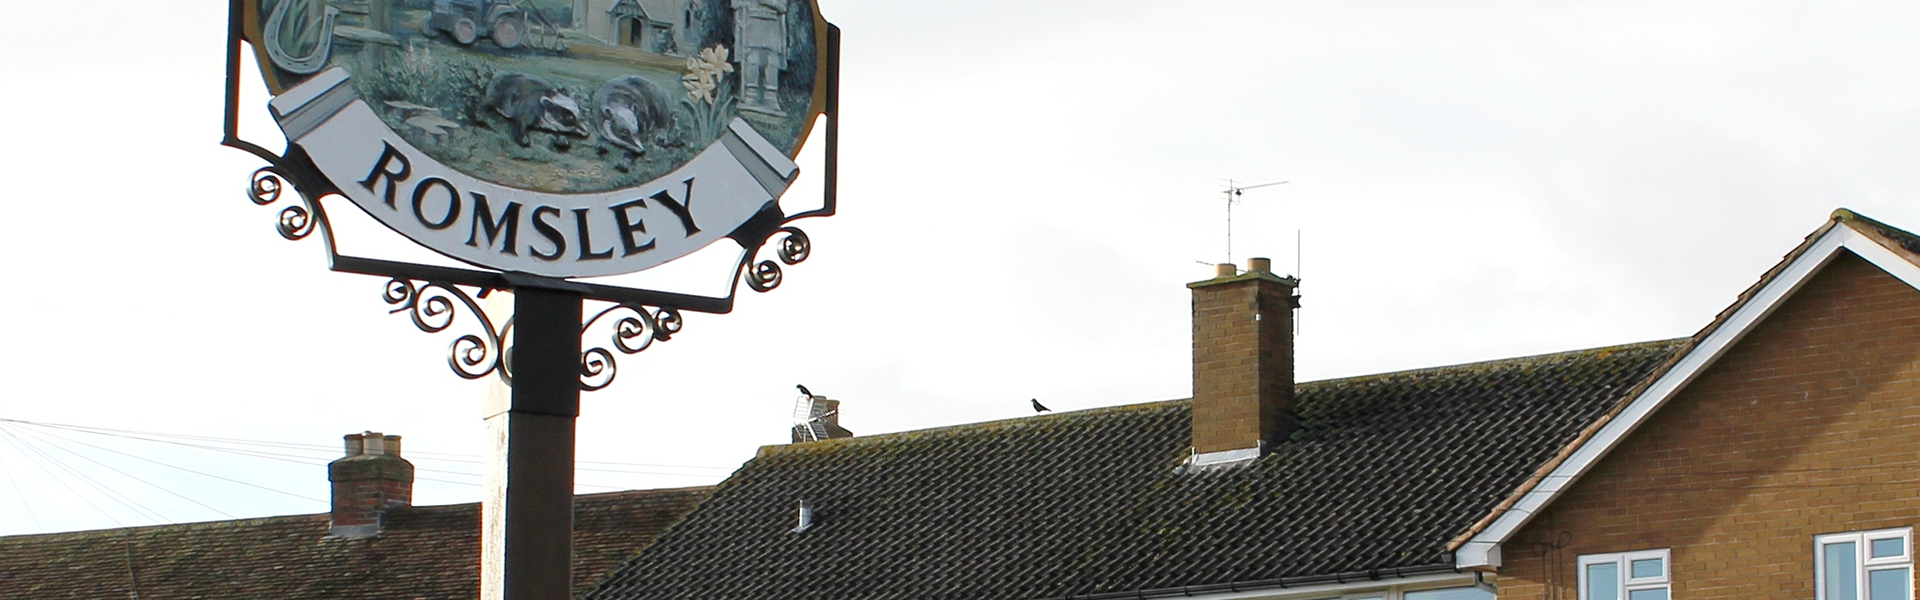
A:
2;0;1918;536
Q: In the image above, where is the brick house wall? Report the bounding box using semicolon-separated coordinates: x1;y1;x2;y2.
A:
1496;252;1920;600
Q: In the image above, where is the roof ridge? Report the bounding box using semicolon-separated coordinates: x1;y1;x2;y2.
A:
1835;207;1920;260
1298;338;1689;388
0;512;329;542
759;400;1189;454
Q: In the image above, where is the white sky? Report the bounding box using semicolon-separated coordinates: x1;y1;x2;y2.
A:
2;0;1918;536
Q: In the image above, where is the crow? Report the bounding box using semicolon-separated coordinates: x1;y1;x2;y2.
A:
1031;398;1051;413
797;384;814;397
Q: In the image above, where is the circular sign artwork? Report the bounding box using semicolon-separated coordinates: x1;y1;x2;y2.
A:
243;0;829;277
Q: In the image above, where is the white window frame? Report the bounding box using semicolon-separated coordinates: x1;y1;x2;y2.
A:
1816;527;1914;600
1578;548;1671;600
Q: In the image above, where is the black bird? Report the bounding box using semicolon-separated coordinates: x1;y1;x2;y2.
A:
1031;398;1051;413
797;384;814;398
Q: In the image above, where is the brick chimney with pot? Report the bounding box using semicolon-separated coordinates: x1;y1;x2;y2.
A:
328;431;413;537
1188;257;1299;467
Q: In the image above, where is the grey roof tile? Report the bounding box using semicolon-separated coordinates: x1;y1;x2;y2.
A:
589;340;1683;600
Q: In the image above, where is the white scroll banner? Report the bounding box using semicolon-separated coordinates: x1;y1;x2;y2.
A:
269;68;801;279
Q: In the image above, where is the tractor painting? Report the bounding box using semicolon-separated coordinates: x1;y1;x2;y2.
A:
421;0;527;48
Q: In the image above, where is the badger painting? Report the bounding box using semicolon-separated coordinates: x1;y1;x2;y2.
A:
593;76;683;172
480;73;590;150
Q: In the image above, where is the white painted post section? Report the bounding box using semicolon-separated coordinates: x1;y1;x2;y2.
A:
480;290;580;600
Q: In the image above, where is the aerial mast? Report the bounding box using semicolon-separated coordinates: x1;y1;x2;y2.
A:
1221;179;1288;266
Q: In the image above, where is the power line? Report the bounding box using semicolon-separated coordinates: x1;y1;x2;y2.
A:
0;427;125;527
0;436;43;532
1;425;174;524
8;426;238;519
0;424;325;504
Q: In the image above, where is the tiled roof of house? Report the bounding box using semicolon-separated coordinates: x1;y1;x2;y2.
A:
0;486;711;600
588;340;1684;600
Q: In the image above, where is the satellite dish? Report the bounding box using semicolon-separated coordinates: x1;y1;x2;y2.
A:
791;391;837;442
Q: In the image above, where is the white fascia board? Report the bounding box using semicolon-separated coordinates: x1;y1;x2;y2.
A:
1166;572;1472;600
1454;225;1916;569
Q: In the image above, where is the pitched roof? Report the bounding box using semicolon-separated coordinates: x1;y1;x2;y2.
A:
0;486;711;600
588;340;1683;600
1451;208;1920;568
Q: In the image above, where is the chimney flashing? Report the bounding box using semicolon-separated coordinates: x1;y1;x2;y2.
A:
1188;445;1263;468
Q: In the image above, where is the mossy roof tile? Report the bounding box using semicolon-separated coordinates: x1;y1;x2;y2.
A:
588;340;1684;600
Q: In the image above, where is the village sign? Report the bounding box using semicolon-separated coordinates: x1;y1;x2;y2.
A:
234;0;835;279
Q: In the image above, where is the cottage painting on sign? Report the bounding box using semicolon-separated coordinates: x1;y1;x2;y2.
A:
244;0;828;278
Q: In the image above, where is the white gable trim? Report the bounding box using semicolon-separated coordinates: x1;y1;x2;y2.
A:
1456;224;1920;569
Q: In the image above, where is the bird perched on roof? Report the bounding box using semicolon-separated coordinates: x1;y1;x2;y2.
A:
1031;398;1050;413
797;384;814;398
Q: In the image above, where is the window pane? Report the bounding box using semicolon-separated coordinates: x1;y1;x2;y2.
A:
1829;542;1860;600
1628;588;1670;600
1873;538;1906;559
1404;587;1493;600
1588;563;1621;600
1869;568;1908;600
1631;558;1664;579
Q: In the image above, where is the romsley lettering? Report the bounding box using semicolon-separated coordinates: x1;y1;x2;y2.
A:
357;142;703;265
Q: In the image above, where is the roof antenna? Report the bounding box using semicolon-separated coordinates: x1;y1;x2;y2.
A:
792;387;835;442
1221;179;1288;265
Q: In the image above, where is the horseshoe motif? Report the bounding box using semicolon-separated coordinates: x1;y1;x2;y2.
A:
262;0;339;75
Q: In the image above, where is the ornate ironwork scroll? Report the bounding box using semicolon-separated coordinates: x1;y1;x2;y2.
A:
579;304;684;391
744;227;813;293
382;279;510;382
247;167;329;242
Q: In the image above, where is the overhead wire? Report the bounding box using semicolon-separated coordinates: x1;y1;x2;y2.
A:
8;426;240;518
0;416;731;532
0;423;325;504
0;426;126;527
0;435;44;532
0;425;173;524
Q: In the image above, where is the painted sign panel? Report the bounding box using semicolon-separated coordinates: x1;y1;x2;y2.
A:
243;0;828;277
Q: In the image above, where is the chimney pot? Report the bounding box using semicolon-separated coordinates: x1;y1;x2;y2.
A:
1248;257;1272;273
1214;263;1238;278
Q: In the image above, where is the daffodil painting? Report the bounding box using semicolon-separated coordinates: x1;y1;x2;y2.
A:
250;0;825;194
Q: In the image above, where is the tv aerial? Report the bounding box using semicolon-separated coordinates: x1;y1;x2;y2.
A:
1220;179;1287;266
791;389;837;442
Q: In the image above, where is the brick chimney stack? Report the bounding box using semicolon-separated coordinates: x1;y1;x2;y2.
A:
1188;258;1299;466
328;431;413;537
